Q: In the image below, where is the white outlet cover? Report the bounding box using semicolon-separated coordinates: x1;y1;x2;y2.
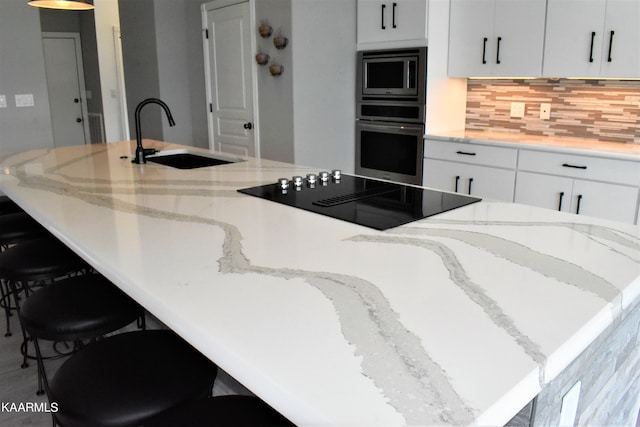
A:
15;94;34;107
540;103;551;120
510;102;525;118
0;95;6;108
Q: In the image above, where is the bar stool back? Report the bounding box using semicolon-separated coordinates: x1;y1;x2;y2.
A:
18;274;144;395
49;329;218;427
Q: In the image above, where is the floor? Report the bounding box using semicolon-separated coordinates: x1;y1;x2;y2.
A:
0;310;251;426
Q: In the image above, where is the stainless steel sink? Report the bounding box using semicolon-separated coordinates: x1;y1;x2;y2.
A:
145;149;241;169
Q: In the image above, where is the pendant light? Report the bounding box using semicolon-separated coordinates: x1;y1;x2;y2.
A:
28;0;94;11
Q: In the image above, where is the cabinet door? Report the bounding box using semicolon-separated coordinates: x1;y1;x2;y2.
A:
358;0;391;45
492;0;546;76
448;0;495;77
599;0;640;78
390;0;428;43
424;159;515;202
357;0;427;49
515;171;574;213
543;0;607;77
571;179;638;223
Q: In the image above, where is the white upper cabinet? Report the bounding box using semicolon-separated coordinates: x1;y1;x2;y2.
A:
543;0;640;78
357;0;428;50
447;0;546;77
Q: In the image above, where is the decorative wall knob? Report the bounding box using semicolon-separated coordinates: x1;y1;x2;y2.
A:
258;22;272;38
269;63;284;76
255;52;269;65
273;35;288;49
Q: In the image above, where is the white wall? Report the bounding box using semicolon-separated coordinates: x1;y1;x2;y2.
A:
0;0;54;155
255;0;295;163
154;0;194;145
254;0;356;170
291;0;356;172
425;0;467;133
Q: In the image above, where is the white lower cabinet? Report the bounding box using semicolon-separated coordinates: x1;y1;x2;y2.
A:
423;159;516;202
425;140;639;224
423;139;517;202
515;171;638;223
515;150;639;223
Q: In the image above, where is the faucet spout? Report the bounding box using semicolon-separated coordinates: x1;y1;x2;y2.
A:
133;98;176;164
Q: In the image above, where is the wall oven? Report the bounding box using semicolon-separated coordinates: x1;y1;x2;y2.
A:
356;121;424;185
356;47;427;185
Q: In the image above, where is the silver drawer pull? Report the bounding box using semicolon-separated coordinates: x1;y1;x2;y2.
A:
562;163;587;170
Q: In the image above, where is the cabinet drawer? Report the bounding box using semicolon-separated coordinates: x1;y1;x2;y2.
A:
424;139;517;169
423;158;515;202
518;150;640;185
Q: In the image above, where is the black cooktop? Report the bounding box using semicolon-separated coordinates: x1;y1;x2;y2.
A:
237;173;481;231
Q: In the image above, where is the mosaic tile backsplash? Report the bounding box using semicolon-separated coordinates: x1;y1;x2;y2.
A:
465;79;640;144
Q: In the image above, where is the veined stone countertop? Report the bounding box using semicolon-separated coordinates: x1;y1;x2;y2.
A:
425;130;640;161
1;141;638;426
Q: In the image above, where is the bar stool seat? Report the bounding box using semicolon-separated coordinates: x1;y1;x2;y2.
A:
18;274;144;395
0;214;51;336
0;237;87;283
49;330;218;427
143;395;295;427
0;237;88;359
20;274;142;341
0;212;49;248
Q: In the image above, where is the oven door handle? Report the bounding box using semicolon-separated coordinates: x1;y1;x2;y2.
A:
358;122;423;132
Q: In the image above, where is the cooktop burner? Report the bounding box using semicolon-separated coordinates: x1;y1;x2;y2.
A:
237;172;481;230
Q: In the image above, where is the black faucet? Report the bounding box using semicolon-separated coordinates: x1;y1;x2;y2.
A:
132;98;176;164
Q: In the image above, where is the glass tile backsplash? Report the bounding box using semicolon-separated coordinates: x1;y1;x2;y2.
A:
466;79;640;144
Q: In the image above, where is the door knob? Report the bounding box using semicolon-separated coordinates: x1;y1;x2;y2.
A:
74;98;80;103
243;122;252;130
76;118;82;123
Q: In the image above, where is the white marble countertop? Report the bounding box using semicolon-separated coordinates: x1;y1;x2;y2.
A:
425;130;640;161
1;141;638;426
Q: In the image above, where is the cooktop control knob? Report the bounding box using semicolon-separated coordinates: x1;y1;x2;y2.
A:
331;169;341;181
306;174;317;187
292;176;304;190
319;171;330;185
277;178;289;193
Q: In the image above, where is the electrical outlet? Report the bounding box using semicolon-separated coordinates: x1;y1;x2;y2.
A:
540;103;551;120
510;102;525;118
0;95;6;109
559;381;581;426
15;94;34;107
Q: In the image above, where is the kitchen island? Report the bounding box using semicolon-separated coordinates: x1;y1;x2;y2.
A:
1;141;638;426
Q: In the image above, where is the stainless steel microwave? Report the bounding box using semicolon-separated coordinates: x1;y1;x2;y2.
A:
358;48;427;98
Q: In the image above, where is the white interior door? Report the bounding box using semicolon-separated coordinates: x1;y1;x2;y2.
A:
203;0;257;157
42;33;90;147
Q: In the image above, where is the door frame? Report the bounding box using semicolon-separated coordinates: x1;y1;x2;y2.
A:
201;0;260;157
42;32;91;145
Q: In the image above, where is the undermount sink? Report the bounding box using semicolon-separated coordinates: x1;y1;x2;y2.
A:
145;149;241;169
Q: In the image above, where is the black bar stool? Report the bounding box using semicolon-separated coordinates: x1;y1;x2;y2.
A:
0;237;88;368
16;273;144;395
143;395;295;427
49;329;218;427
0;212;50;336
